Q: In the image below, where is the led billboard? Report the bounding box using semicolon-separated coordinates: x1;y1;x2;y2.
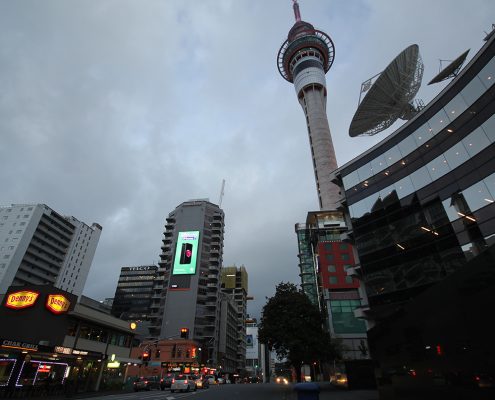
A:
172;231;200;275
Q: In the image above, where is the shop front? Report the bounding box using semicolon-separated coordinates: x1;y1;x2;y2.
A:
0;285;136;397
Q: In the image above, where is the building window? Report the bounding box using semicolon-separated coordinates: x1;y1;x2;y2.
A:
345;276;354;284
328;265;336;273
329;276;338;284
339;243;348;250
341;254;350;261
326;254;334;261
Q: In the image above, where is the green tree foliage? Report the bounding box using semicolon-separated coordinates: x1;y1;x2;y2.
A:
258;282;339;380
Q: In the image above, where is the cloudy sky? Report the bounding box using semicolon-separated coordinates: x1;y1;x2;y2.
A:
0;0;493;319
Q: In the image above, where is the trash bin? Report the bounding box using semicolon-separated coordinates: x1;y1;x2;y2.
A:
294;382;320;400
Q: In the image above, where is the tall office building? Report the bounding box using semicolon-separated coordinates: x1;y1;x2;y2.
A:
0;204;101;298
295;211;368;360
111;265;157;321
330;27;495;396
221;265;248;373
277;0;339;210
149;199;225;367
218;291;238;375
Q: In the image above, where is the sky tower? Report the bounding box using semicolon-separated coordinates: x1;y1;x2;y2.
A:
277;1;338;210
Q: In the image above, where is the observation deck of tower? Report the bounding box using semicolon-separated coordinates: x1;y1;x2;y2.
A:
277;1;339;210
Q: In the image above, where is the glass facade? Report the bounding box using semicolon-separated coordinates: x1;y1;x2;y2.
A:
333;34;495;395
111;266;157;321
295;225;318;306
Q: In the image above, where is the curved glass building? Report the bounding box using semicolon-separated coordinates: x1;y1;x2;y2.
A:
332;31;495;397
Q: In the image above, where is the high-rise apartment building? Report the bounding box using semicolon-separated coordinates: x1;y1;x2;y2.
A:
0;204;101;298
149;199;225;367
221;265;248;373
111;265;157;321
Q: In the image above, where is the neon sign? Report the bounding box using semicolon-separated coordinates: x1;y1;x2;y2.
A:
46;294;70;314
5;291;39;310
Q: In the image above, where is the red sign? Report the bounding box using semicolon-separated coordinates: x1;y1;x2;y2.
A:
38;364;52;373
46;294;70;314
5;291;39;309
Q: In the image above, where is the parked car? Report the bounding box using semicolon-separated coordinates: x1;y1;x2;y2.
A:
170;374;196;393
160;373;175;390
194;375;209;389
133;376;161;391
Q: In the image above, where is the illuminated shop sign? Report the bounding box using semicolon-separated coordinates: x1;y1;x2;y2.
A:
1;340;38;352
172;231;200;275
46;294;70;314
54;346;72;355
4;291;39;310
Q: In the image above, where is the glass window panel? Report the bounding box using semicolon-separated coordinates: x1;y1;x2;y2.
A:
478;56;495;88
460;76;487;104
395;175;415;199
410;166;433;191
442;198;461;222
342;171;359;190
461;127;490;157
366;191;381;213
444;141;470;170
384;146;402;167
462;181;494;211
413;123;433;147
484;172;495;199
427;154;451;181
329;276;338;284
444;94;468;121
345;276;353;284
429;109;450;135
379;184;396;201
357;163;373;182
398;134;417;157
481;114;495;143
328;265;336;272
370;153;387;176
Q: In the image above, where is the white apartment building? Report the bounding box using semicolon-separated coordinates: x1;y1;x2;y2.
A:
0;204;101;297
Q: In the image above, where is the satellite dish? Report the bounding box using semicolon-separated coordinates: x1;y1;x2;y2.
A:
428;50;470;85
349;44;424;137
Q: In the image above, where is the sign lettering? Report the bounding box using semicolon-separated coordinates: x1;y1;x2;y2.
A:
5;291;39;309
46;294;70;314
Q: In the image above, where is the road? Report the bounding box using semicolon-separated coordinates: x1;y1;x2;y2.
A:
76;383;378;400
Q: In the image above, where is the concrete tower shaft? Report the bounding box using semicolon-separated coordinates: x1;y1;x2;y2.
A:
298;86;339;209
277;1;339;210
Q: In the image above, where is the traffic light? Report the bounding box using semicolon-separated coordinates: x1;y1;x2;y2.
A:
180;328;189;339
142;350;151;361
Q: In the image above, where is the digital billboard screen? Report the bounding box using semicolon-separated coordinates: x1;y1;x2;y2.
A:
172;231;200;275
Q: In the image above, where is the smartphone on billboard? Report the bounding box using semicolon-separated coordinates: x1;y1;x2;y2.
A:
180;243;193;264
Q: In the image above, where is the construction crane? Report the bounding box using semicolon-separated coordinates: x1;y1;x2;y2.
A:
218;179;226;208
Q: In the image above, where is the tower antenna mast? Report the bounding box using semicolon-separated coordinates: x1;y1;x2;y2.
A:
293;0;302;22
218;179;226;208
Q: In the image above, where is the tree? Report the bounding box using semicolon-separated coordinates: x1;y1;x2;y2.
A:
258;282;339;381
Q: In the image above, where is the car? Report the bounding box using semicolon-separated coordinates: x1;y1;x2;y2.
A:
133;376;161;391
194;375;209;389
170;374;196;393
276;376;289;385
217;377;225;384
205;375;216;385
160;373;175;390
